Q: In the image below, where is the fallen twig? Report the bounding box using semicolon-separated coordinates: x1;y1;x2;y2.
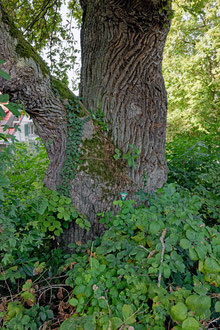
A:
90;241;94;270
139;245;156;260
158;228;167;288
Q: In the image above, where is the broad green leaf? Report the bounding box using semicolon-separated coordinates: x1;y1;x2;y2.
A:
0;106;5;118
186;229;196;241
195;246;206;261
54;230;61;236
189;247;198;261
163;266;171;278
186;295;211;316
149;222;160;234
182;317;199;330
131;232;145;242
111;317;123;328
215;301;220;313
5;103;20;117
180;238;191;249
122;304;136;324
69;298;78;306
63;213;70;221
60;316;95;330
38;199;48;215
98;298;107;309
39;312;46;322
0;94;9;103
22;315;31;325
171;302;187;321
204;258;220;274
73;284;86;295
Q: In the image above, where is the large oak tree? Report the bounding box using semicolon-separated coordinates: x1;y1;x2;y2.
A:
0;0;171;244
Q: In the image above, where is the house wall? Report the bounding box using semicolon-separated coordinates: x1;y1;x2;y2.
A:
14;115;38;143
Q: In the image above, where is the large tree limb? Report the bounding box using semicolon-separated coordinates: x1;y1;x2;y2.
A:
0;2;68;189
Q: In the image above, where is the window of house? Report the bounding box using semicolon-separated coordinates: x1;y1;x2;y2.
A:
29;123;35;135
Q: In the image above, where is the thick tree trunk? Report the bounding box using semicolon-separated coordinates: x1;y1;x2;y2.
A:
0;0;171;246
80;0;170;190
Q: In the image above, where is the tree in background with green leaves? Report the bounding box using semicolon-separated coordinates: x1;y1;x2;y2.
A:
163;0;219;139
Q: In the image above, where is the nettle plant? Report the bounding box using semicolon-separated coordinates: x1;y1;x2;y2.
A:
60;184;220;329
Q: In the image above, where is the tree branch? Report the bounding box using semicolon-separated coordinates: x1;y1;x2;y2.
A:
0;3;68;189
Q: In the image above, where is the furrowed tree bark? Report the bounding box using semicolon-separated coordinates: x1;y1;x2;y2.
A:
0;0;171;246
0;2;133;245
80;0;171;190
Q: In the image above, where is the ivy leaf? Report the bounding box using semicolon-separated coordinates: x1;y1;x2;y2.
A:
0;68;10;80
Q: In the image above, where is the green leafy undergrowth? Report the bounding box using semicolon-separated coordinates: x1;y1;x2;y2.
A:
18;185;91;236
166;135;220;225
60;184;219;329
3;142;49;199
0;185;90;286
0;302;54;330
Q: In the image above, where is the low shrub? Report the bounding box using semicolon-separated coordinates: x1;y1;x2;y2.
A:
166;135;220;225
60;184;220;329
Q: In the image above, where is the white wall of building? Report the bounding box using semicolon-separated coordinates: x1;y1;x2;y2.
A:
14;115;38;143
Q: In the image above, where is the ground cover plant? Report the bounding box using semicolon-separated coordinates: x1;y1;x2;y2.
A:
0;137;219;329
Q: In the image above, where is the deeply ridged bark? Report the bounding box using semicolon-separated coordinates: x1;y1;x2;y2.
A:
0;0;171;245
80;0;171;191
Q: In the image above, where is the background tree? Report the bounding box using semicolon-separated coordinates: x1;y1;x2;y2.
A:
163;0;219;139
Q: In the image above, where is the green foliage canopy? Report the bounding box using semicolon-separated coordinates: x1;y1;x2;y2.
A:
163;0;219;138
